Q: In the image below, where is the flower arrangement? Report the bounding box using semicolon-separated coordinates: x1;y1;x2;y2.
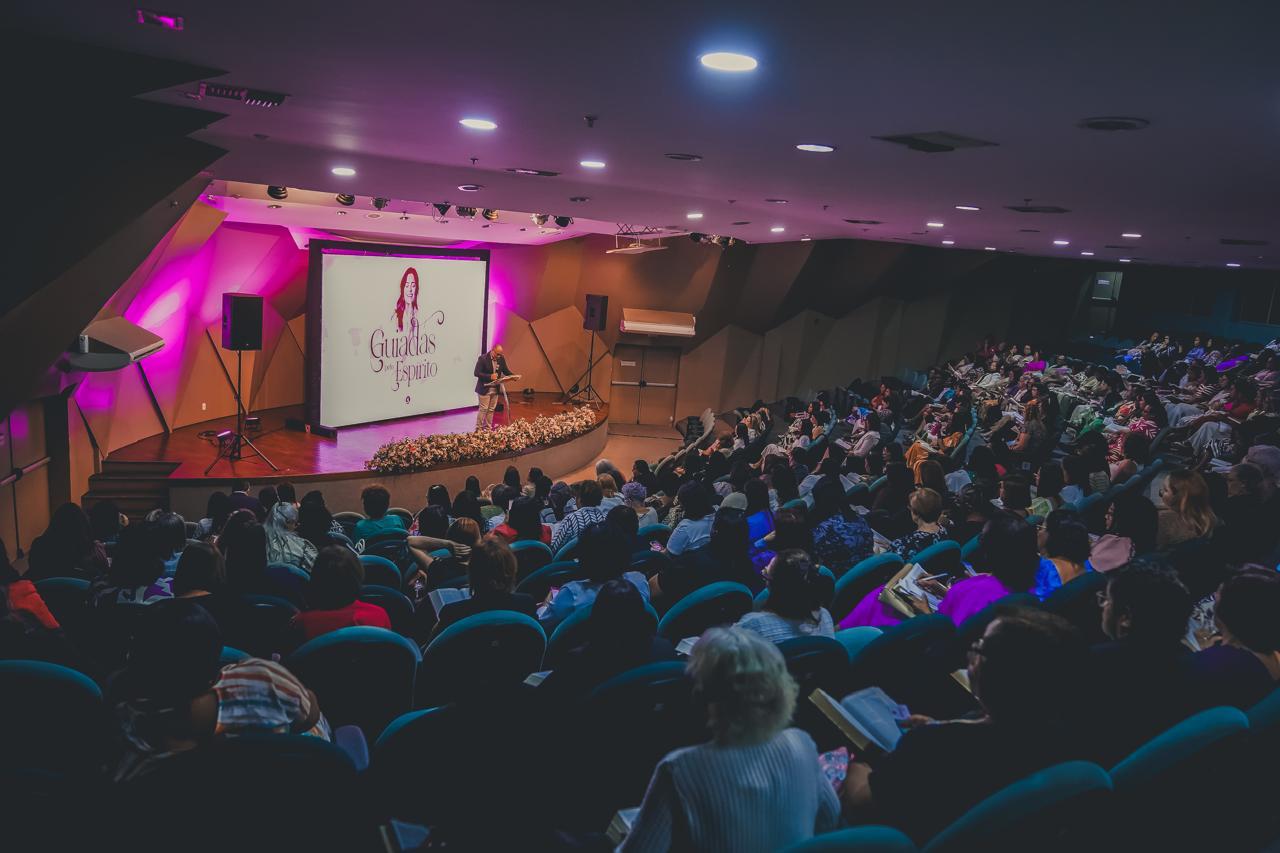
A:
365;407;599;474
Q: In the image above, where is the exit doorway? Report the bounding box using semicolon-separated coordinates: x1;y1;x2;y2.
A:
610;344;680;426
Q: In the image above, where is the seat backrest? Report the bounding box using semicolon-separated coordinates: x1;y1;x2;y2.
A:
959;534;982;561
781;826;917;853
1110;706;1250;786
831;553;904;623
781;498;808;511
1041;571;1108;644
359;584;416;637
637;523;673;546
419;611;546;706
847;613;958;709
286;625;421;739
264;562;309;606
0;660;108;774
914;540;963;577
509;539;553;582
221;594;299;658
544;599;660;670
657;581;754;641
955;592;1041;652
33;576;90;636
360;554;403;590
922;761;1112;853
553;536;581;563
514;559;583;601
777;636;849;705
388;507;414;527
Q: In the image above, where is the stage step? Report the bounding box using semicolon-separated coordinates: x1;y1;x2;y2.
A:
101;459;181;478
84;458;179;520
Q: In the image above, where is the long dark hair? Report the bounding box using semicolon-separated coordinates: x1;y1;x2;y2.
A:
766;549;824;621
507;497;544;541
451;491;486;528
395;267;419;332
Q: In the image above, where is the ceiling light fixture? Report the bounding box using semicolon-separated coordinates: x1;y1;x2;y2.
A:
531;213;550;226
372;197;389;210
579;160;606;169
331;166;356;176
664;152;703;161
266;203;282;209
926;221;945;228
459;118;497;130
481;209;500;222
770;226;786;233
687;212;704;220
796;143;835;153
766;198;789;204
954;204;981;211
1053;239;1070;245
732;220;751;225
1121;233;1142;239
942;240;955;245
554;215;574;228
1081;251;1095;256
984;247;997;251
335;193;355;206
266;185;288;200
1119;258;1132;263
399;213;410;221
433;203;452;217
457;184;484;192
454;206;477;219
336;210;347;216
1226;262;1241;268
800;235;812;241
699;52;759;72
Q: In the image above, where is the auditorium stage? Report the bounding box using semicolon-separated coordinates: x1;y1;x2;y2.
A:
101;394;610;520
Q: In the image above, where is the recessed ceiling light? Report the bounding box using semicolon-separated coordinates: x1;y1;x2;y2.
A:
941;240;955;245
459;118;497;130
984;247;997;251
579;160;606;169
1119;258;1132;263
699;51;759;72
399;213;410;221
266;203;281;209
1080;251;1094;256
457;184;484;192
926;221;945;228
1053;239;1070;245
1226;262;1241;268
766;198;789;204
687;212;704;220
732;220;751;225
331;166;356;176
796;143;835;153
800;235;812;241
1121;232;1142;239
336;210;347;216
770;226;786;233
367;213;381;219
955;205;981;211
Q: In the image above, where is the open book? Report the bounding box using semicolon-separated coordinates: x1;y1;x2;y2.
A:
486;373;524;387
675;636;700;657
427;586;470;618
877;563;945;617
810;687;909;755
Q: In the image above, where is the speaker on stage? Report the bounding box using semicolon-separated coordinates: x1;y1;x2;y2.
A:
222;294;264;351
583;293;608;331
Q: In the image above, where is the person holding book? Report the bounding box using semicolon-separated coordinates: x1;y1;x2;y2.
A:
621;627;839;852
887;488;948;562
841;608;1088;843
431;539;536;638
936;512;1041;626
538;522;649;632
736;549;834;644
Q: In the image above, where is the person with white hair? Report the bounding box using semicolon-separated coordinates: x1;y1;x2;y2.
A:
621;627;839;853
264;500;318;570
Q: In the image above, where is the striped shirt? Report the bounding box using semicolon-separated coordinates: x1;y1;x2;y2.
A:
621;728;840;852
214;659;331;740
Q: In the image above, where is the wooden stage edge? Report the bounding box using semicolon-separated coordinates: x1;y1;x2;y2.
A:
105;395;611;520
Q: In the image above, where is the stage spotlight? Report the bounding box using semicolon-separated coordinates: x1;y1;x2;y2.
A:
554;215;574;228
266;185;288;200
335;193;355;206
215;429;234;443
716;236;733;248
372;197;390;210
433;203;452;217
455;206;477;219
531;213;550;226
481;208;500;222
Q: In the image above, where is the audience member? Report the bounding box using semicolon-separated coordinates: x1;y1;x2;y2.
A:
291;546;390;645
809;476;874;576
665;481;715;556
355;485;405;542
26;502;108;580
935;513;1041;626
550;478;607;554
1034;511;1092;598
889;488;948;561
539;522;649;632
432;539;536;636
492;495;552;544
736;549;834;643
1156;469;1218;548
264;501;318;570
1090;490;1159;572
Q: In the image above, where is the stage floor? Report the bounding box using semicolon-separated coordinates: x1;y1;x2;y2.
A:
108;394;606;482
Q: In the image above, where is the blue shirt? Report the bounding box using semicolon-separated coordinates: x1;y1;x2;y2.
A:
354;514;405;542
666;515;715;555
1034;557;1094;599
539;571;650;632
812;515;875;576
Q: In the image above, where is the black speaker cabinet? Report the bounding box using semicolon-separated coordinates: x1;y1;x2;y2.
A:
583;293;608;331
222;293;264;351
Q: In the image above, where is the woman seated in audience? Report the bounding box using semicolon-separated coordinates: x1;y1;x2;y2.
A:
353;485;405;542
996;474;1033;519
869;463;916;539
620;481;660;528
88;523;174;607
596;473;624;512
168;541;245;632
935;512;1041;626
1090;490;1159;572
1179;568;1279;714
290;546;390;646
1028;461;1065;518
491;495;553;545
1088;558;1195;764
653;502;763;603
1108;432;1151;485
769;464;801;508
888;488;948;561
808;476;874;576
419;484;453;525
1034;511;1093;598
665;481;716;556
1059;454;1088;506
965;446;1003;501
736;549;834;643
220;514;270;594
843;609;1088;843
539;522;649;632
1156;468;1218;549
481;484;515;529
26;502;109;581
264;501;318;571
90;499;127;547
1181;377;1257;453
1219;462;1278;564
845;411;883;472
942;485;994;547
622;627;839;853
112;603;331;782
994;400;1047;468
194;492;231;542
431;538;535;637
414;517;481;587
297;490;349;553
541;578;677;698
